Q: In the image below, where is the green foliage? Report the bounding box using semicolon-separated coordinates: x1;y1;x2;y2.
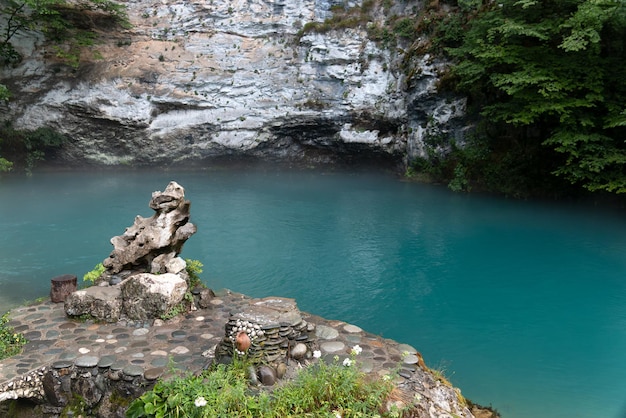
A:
83;263;105;284
0;125;68;173
0;311;28;360
0;0;129;69
184;258;204;289
447;0;626;195
0;156;12;172
0;84;10;101
270;355;395;417
127;351;397;418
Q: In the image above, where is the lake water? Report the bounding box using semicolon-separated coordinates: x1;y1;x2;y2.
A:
1;168;626;418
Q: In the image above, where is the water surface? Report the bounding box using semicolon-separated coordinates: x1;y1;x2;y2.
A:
1;169;625;418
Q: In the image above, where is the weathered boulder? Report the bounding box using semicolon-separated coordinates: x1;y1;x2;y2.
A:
102;181;196;276
121;273;187;321
64;286;122;322
65;182;196;322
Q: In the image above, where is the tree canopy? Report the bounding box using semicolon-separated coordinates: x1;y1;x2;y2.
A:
448;0;626;194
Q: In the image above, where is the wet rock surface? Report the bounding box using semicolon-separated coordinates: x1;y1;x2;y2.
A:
0;293;481;417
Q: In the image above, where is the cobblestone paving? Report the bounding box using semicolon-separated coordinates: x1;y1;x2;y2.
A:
1;291;421;387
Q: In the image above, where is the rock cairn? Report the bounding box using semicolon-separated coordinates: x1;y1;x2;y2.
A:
215;298;317;382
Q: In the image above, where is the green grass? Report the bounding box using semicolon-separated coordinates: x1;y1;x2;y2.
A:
127;353;400;417
0;311;28;360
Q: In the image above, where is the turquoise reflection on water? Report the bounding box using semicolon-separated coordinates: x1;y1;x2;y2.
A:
1;169;626;418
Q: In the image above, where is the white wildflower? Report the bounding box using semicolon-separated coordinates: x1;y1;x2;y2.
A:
351;345;362;356
194;396;207;407
313;350;322;359
343;358;353;367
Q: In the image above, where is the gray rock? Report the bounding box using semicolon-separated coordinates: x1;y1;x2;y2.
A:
64;286;122;323
290;343;308;360
276;362;287;379
121;273;187;320
247;366;259;386
257;365;277;386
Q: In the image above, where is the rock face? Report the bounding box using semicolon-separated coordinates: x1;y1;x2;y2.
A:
0;0;467;167
64;182;195;321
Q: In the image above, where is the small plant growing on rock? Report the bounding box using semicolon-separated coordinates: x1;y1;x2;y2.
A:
83;263;105;285
184;258;204;288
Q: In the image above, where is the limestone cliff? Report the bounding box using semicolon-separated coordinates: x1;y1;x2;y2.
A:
0;0;467;168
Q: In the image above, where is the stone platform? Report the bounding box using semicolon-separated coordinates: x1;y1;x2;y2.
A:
0;291;478;417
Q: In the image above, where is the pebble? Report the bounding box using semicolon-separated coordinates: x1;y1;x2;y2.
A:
290;343;308;359
257;365;277;386
170;346;190;355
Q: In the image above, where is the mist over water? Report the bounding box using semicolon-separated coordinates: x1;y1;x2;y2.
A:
1;168;626;418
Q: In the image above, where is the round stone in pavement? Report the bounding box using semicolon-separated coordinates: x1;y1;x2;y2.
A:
144;367;164;380
133;328;150;336
397;343;417;354
110;360;127;371
58;352;77;361
343;324;362;333
24;330;42;340
98;355;116;368
320;341;345;353
171;330;187;339
402;354;420;365
315;325;339;340
52;360;74;369
75;356;100;368
123;365;144;377
151;357;169;367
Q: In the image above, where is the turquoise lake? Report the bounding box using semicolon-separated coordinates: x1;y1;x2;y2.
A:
1;168;626;417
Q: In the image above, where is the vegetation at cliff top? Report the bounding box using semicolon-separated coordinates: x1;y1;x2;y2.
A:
0;311;27;360
0;0;128;68
415;0;626;197
300;0;626;198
